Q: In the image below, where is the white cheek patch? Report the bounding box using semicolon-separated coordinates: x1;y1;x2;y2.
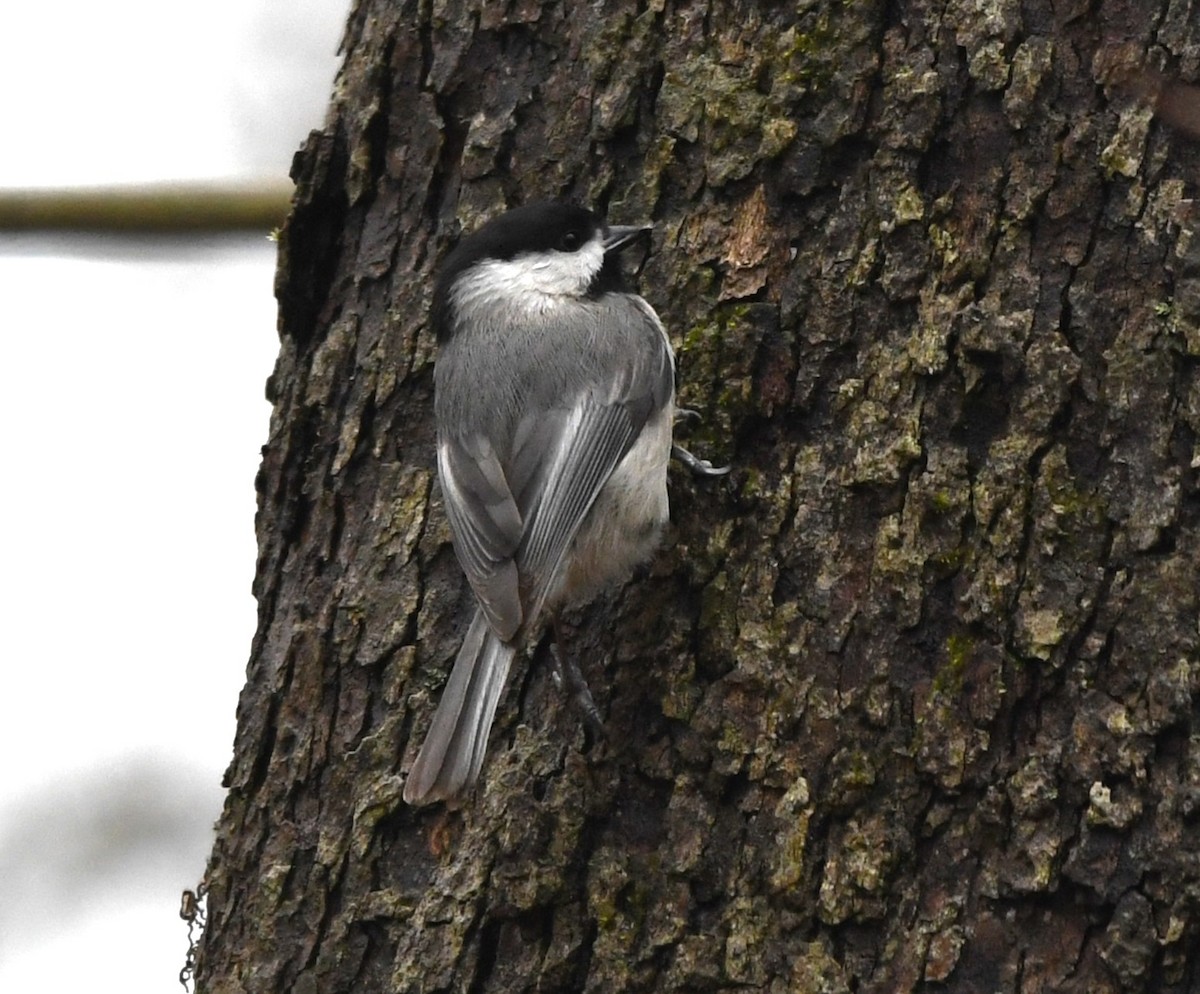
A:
452;241;605;313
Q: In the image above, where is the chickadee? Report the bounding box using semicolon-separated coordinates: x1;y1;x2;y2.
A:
403;201;722;806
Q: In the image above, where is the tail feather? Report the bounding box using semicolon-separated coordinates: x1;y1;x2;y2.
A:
403;611;516;805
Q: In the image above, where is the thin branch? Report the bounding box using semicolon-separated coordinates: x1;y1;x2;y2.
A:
0;180;294;233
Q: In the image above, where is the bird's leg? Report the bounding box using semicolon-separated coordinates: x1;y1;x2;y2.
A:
550;613;606;740
672;407;731;477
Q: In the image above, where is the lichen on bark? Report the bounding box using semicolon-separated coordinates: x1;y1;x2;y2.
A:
197;1;1200;992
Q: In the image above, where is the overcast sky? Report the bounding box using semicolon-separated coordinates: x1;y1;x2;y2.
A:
0;3;347;989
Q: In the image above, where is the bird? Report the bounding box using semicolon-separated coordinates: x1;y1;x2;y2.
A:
402;200;724;806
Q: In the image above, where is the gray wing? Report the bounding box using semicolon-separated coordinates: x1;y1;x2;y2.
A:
437;298;672;641
437;434;524;639
512;397;646;621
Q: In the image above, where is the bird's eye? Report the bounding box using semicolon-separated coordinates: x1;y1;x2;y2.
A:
559;230;582;252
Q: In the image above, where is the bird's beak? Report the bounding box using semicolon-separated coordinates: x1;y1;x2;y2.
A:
603;224;653;254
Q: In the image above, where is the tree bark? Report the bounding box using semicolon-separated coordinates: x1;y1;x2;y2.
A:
196;1;1200;992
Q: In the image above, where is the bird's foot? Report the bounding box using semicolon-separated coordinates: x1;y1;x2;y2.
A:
549;637;606;740
672;408;731;476
672;443;731;477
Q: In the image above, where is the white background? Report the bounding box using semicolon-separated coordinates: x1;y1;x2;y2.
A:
0;2;347;989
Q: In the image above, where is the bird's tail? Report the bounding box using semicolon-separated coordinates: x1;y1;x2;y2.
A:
403;610;516;806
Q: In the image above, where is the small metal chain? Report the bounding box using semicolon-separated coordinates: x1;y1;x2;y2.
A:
178;881;208;992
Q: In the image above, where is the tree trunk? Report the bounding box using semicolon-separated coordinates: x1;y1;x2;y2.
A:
196;1;1200;992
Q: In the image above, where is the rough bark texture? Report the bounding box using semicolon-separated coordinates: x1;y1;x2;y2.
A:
197;1;1200;992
